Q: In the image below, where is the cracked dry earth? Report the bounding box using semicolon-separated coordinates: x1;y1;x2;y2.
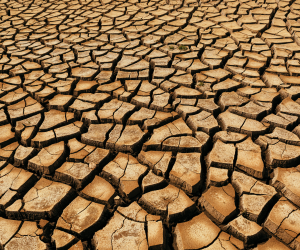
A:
2;0;300;250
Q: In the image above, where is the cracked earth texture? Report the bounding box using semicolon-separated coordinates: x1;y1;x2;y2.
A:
1;0;300;249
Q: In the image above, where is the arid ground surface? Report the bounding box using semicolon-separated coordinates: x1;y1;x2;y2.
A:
1;0;300;249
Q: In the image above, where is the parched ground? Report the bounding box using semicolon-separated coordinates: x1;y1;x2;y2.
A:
1;0;300;249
